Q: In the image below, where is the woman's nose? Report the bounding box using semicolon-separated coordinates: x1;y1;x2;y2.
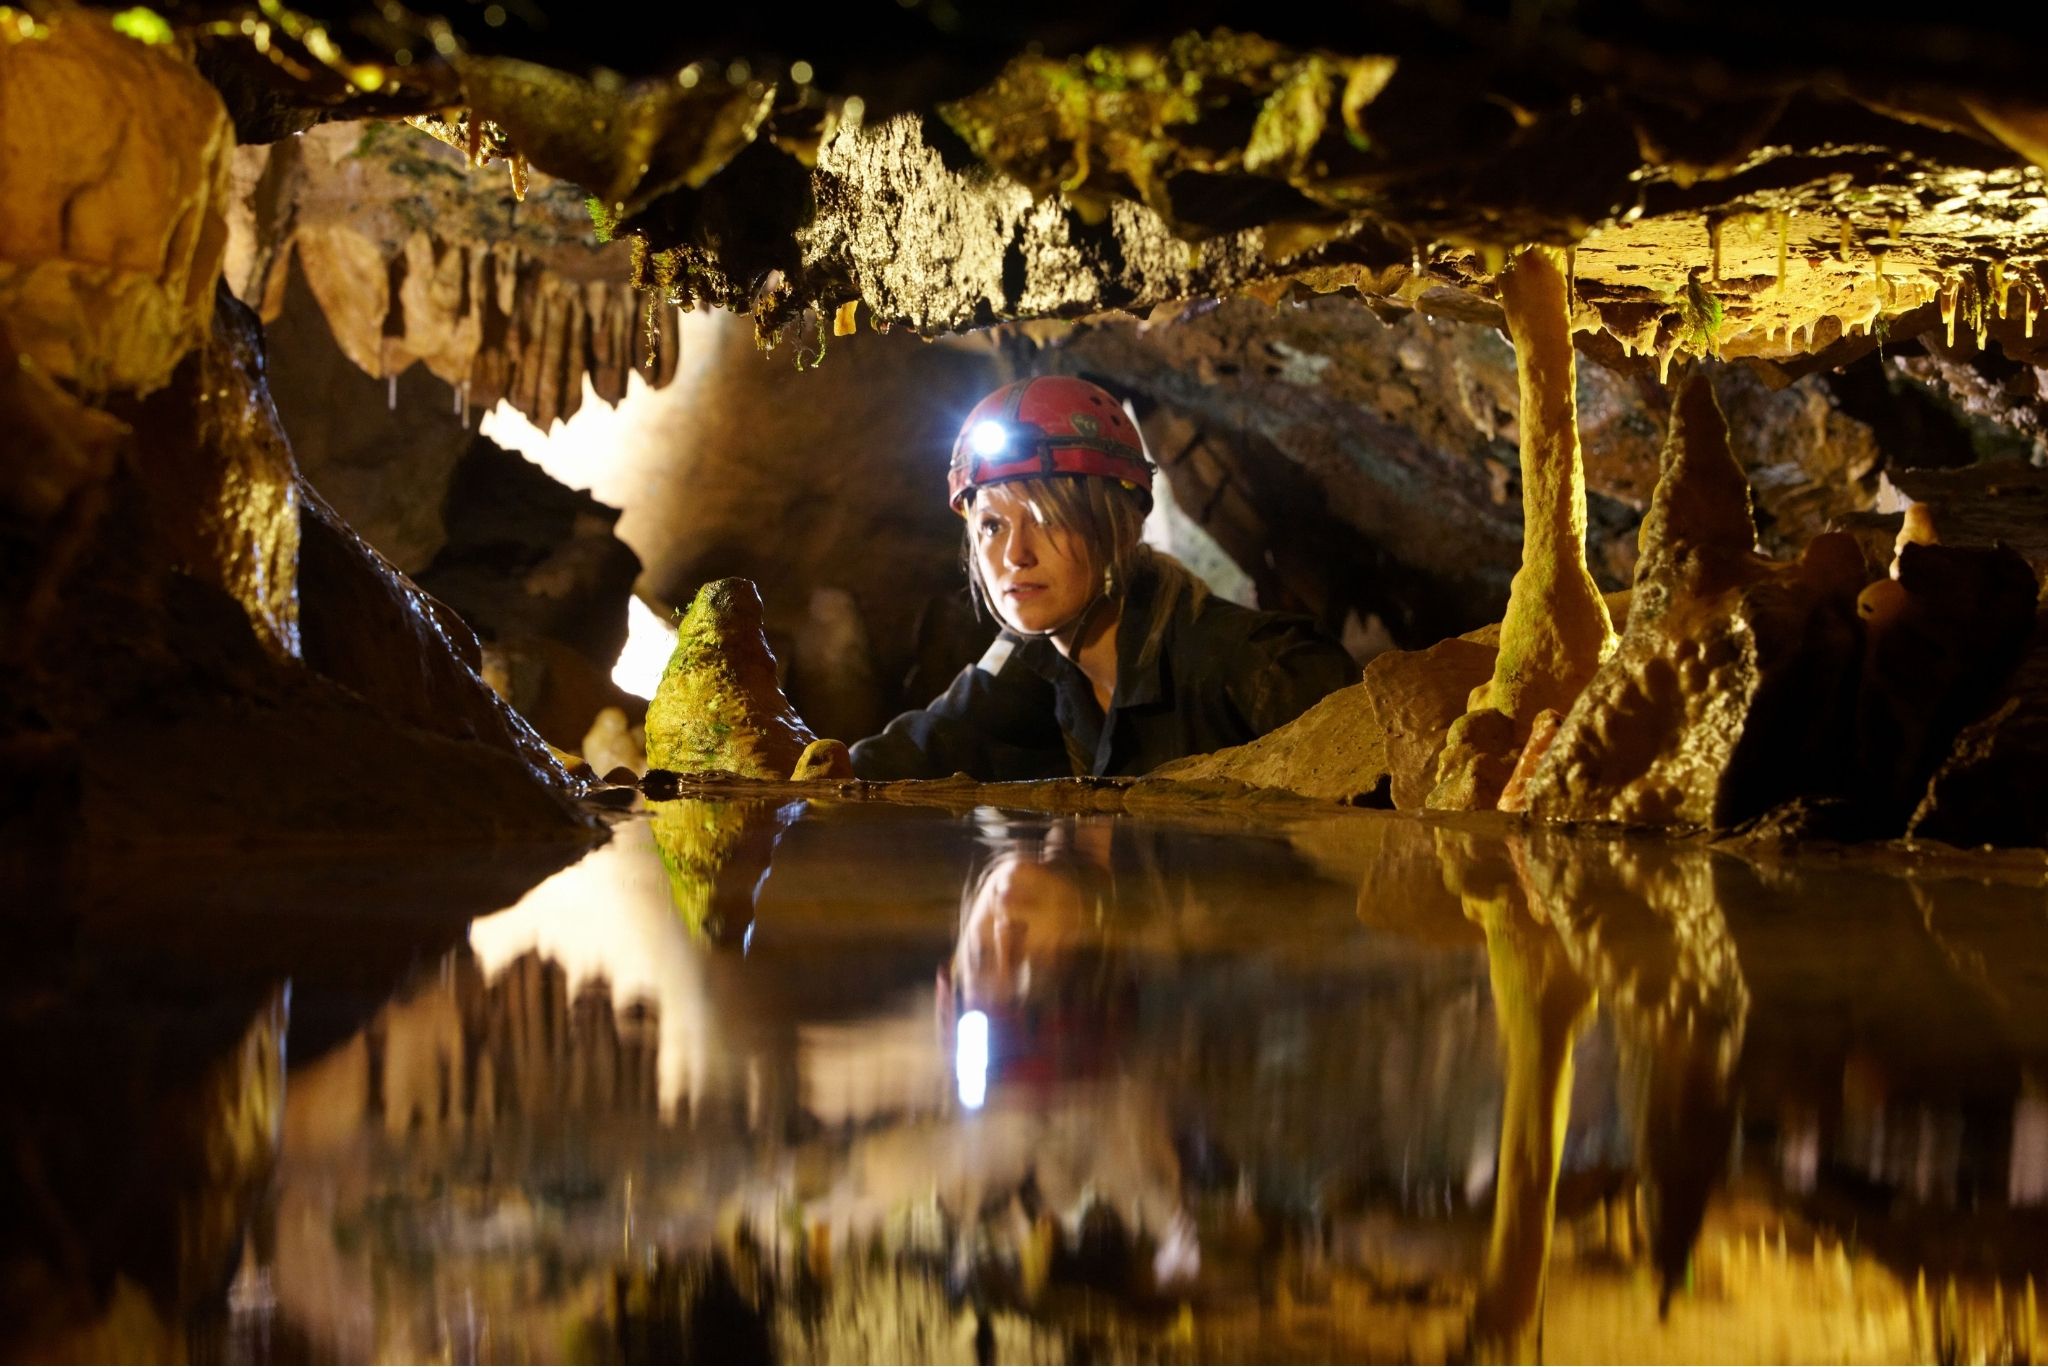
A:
1003;525;1037;568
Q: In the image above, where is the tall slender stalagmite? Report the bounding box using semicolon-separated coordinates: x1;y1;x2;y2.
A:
1430;246;1615;809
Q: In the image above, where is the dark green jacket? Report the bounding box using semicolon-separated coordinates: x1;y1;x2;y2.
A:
850;562;1355;781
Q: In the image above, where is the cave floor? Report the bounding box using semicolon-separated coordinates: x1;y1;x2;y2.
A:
7;794;2048;1362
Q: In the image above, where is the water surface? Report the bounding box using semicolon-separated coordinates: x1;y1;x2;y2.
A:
7;796;2048;1362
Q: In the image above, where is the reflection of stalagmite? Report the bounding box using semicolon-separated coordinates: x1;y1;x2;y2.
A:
648;797;795;939
1437;828;1594;1358
1432;247;1616;810
1517;832;1750;1309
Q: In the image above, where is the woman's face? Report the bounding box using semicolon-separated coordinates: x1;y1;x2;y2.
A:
970;482;1098;635
954;853;1090;1008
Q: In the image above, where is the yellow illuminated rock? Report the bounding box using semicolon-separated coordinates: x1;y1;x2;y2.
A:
0;8;231;394
1431;246;1615;810
792;737;856;781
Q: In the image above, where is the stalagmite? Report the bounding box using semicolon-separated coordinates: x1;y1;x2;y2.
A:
644;578;818;779
1515;374;1870;829
1428;246;1615;811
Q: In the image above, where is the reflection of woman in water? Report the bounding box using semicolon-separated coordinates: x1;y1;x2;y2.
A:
851;376;1353;781
938;820;1132;1105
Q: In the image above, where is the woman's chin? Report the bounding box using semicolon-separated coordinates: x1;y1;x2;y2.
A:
1001;605;1060;635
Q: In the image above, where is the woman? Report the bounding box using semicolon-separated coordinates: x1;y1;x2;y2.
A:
849;376;1355;782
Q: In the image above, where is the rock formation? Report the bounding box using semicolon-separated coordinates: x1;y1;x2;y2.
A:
0;11;591;845
1519;374;1868;828
644;578;817;779
1431;247;1616;811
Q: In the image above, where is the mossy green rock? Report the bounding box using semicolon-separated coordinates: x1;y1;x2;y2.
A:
645;577;816;778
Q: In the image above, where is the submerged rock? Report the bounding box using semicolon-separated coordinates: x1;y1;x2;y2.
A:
1520;374;1867;828
645;579;817;779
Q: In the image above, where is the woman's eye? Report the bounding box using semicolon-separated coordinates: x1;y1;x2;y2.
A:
978;518;1001;539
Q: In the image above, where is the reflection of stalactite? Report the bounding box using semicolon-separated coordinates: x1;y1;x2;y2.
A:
481;953;663;1121
344;951;664;1133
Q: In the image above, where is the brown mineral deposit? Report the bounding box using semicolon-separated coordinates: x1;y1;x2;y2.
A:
1520;375;1868;829
791;738;856;782
0;10;232;394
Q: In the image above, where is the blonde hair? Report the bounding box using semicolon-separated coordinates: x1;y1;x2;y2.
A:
963;476;1146;613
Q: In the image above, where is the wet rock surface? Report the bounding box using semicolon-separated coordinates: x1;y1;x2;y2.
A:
0;24;591;847
0;9;232;394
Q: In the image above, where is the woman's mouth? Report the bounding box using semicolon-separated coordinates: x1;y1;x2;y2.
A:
1003;583;1045;599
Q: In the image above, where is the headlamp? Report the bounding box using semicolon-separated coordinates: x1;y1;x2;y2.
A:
967;420;1010;459
955;1008;990;1109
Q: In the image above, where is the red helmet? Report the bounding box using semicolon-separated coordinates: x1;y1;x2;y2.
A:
947;376;1155;513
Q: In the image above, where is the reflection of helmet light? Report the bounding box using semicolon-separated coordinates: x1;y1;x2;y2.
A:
956;1009;990;1109
967;420;1010;459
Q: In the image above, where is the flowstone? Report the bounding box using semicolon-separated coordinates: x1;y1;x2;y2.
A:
645;578;818;779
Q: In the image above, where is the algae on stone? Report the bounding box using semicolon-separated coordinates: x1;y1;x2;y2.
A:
645;577;816;779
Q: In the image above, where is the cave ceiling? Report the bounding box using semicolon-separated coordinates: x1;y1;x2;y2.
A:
80;0;2048;402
